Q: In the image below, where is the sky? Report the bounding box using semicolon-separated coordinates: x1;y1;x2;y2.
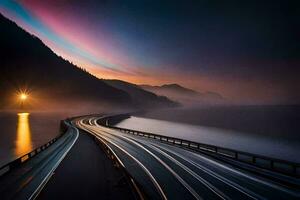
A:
0;0;299;104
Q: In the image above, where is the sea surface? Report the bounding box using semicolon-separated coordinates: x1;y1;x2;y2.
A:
0;105;299;166
116;105;300;163
0;112;68;166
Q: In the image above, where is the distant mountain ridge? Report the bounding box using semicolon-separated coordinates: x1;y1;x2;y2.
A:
141;84;198;96
104;80;179;108
140;84;224;105
0;13;176;110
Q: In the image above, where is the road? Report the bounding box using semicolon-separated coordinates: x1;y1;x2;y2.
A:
37;129;136;200
0;125;78;200
77;116;300;200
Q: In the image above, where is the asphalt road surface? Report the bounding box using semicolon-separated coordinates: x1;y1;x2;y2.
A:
37;130;136;200
77;116;300;200
0;126;78;200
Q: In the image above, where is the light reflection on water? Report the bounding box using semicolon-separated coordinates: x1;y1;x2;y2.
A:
15;113;33;157
0;112;63;166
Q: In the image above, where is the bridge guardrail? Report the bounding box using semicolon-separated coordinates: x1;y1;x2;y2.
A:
0;120;72;177
97;116;300;178
77;127;144;200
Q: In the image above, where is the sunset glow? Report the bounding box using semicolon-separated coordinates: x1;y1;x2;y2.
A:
0;0;299;104
0;2;299;198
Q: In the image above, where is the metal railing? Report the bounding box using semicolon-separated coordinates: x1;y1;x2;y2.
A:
0;120;71;177
78;128;144;200
97;116;300;178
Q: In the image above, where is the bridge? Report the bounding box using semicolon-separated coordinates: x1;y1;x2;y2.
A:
0;114;299;200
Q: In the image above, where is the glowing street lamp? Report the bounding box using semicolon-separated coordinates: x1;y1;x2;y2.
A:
20;93;28;101
17;91;30;110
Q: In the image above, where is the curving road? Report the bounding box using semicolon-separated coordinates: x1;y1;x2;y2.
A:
0;125;78;200
77;116;300;200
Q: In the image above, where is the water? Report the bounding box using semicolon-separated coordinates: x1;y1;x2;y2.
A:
137;105;300;140
0;112;67;166
1;105;298;165
116;106;300;163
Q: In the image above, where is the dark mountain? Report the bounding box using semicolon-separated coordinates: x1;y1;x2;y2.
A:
140;84;224;105
104;80;179;108
0;13;176;110
141;84;198;96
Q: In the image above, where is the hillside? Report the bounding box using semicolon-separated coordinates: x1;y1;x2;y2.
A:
141;84;198;96
104;80;179;108
140;84;224;105
0;13;176;110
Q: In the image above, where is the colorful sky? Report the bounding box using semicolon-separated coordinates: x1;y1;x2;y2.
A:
0;0;299;104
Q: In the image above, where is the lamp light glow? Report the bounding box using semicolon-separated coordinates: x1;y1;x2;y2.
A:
20;93;28;101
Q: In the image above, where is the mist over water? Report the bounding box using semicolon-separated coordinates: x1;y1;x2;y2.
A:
117;105;300;163
138;105;300;140
0;102;134;166
1;104;298;165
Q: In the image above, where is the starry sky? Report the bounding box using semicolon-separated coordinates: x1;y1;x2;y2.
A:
0;0;299;104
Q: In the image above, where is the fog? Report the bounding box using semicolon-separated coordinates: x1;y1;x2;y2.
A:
136;105;300;141
1;96;135;119
117;116;300;163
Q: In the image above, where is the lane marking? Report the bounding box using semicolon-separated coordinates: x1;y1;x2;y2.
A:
93;133;167;200
79;123;167;200
151;143;261;200
118;132;262;200
189;149;300;197
91;126;202;200
95;134;145;200
30;126;79;200
93;118;300;198
112;130;260;199
146;143;229;200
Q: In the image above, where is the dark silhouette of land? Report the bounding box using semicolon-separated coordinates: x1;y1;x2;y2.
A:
104;80;179;108
140;83;223;105
0;13;176;110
